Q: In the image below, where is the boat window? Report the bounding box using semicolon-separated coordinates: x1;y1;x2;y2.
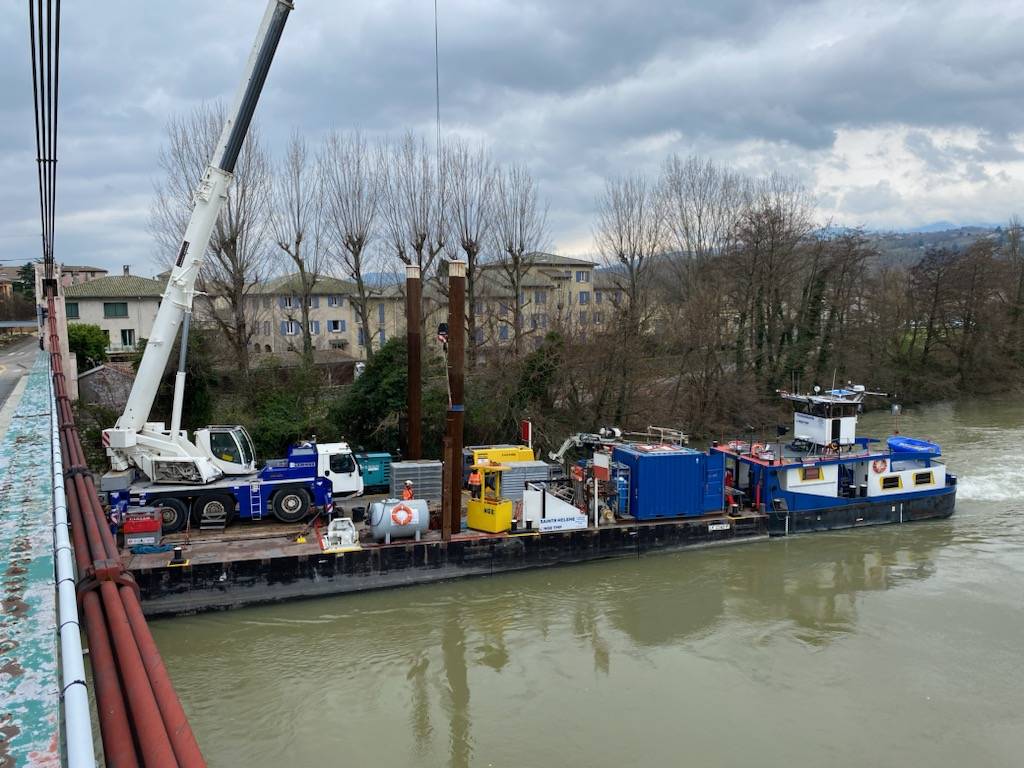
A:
330;453;356;474
801;466;821;481
914;471;933;486
881;475;901;490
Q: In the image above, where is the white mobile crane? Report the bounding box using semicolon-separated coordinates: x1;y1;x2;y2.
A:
100;1;363;531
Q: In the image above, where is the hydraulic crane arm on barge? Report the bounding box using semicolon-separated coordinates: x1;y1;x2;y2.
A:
103;1;293;485
99;2;362;533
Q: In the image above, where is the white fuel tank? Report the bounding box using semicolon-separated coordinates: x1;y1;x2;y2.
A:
368;498;430;542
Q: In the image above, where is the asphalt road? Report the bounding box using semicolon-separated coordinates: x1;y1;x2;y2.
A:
0;336;41;409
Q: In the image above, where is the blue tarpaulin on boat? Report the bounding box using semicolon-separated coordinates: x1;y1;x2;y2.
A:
887;435;941;455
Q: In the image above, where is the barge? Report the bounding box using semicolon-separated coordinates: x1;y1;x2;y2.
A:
114;395;956;616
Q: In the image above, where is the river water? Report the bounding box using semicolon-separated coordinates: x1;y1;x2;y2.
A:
151;398;1024;768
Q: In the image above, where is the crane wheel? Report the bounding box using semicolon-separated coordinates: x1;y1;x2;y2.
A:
272;486;311;523
154;498;189;533
192;493;236;527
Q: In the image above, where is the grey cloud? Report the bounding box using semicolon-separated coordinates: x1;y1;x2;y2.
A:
1;0;1023;273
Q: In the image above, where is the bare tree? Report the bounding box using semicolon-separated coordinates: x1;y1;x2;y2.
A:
594;174;665;336
378;132;448;287
660;154;745;265
270;133;329;365
446;138;496;363
492;163;548;356
150;102;271;375
593;173;666;423
322;130;382;359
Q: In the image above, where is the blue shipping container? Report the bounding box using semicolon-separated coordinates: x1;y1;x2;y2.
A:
611;445;725;520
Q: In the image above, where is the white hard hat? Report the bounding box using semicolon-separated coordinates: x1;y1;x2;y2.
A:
405;479;413;486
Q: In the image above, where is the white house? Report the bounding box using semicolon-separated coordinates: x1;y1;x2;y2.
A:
64;269;164;353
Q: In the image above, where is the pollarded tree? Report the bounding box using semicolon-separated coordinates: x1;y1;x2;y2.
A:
270;133;330;365
150;103;271;377
492;163;547;357
322;131;382;359
446;138;496;364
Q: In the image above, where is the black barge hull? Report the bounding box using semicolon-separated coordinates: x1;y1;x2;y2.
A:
132;514;768;617
768;487;957;536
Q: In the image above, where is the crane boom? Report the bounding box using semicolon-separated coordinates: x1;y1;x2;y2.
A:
104;0;293;483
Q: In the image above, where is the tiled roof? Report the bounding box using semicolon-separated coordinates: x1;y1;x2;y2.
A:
60;264;108;273
65;274;165;298
253;273;358;295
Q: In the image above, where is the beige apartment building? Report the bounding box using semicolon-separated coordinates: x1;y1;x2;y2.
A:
247;274;404;359
447;253;622;349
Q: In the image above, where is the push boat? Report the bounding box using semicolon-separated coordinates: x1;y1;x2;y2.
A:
712;386;957;535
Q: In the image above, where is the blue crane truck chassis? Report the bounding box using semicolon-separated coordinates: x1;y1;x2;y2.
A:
103;442;363;533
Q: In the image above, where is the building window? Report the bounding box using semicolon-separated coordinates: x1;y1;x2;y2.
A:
328;319;346;333
498;302;508;318
263;321;271;336
378;302;385;324
595;290;603;305
593;311;604;324
328;295;342;307
914;471;934;486
358;328;366;346
120;329;136;348
309;320;320;335
104;302;128;318
575;270;590;283
282;296;297;309
530;313;548;330
614;290;622;303
65;301;79;319
474;300;484;315
579;310;588;324
329;339;346;350
264;344;272;353
881;476;902;490
801;466;821;481
281;320;300;336
474;328;484;344
499;324;509;341
579;291;590;305
378;328;385;344
534;289;547;305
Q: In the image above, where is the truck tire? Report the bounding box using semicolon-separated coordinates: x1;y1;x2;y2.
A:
272;486;311;523
191;493;236;526
154;498;189;534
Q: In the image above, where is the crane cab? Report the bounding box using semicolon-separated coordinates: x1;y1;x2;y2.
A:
195;425;258;475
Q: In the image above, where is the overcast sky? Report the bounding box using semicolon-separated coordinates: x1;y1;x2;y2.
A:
1;0;1023;276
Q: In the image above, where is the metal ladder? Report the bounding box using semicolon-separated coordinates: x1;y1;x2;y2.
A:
249;486;262;521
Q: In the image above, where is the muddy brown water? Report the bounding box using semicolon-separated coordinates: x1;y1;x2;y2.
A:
150;397;1024;767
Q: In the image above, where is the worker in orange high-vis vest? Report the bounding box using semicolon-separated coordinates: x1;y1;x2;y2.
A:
402;479;415;501
468;468;482;495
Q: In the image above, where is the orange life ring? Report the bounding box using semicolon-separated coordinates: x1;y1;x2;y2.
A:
391;503;414;526
871;459;887;474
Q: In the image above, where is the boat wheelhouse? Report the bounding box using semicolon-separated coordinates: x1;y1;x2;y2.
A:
712;386;957;534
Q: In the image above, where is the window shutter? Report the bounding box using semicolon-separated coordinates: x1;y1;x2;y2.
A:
279;321;288;335
312;321;320;335
312;296;320;309
340;319;347;332
278;296;286;309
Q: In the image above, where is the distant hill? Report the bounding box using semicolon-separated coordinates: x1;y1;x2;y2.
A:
865;226;1003;266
